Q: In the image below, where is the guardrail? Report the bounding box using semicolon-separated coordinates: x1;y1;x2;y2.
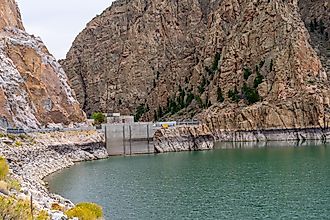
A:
177;120;200;126
2;120;201;135
6;128;25;134
154;120;201;128
5;126;96;134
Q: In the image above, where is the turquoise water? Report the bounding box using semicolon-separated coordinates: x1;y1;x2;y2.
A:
46;143;330;219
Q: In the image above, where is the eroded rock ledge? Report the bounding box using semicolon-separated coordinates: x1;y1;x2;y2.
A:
154;125;215;153
154;125;330;152
215;127;330;142
0;130;108;217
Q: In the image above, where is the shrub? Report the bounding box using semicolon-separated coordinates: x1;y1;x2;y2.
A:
259;60;265;68
0;157;9;181
228;87;240;102
7;134;16;141
198;76;207;94
269;59;274;72
254;71;264;88
91;113;106;125
243;68;252;80
186;92;194;107
157;106;163;119
0;181;8;195
0;196;31;219
205;95;212;108
7;178;21;191
242;83;260;104
194;95;204;108
217;86;224;103
319;19;325;35
211;52;221;71
14;141;22;148
18;134;28;140
65;202;103;220
134;104;148;122
153;110;158;122
310;21;315;32
36;210;50;220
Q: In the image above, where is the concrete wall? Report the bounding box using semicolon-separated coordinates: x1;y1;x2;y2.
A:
107;116;134;124
104;123;156;155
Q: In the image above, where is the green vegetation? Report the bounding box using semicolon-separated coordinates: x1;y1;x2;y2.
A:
211;52;221;72
91;112;106;125
198;76;208;94
14;141;22;148
309;18;327;38
65;202;103;220
186;92;195;107
0;195;50;220
228;86;240;102
205;52;221;76
243;68;252;80
0;157;9;181
134;104;149;122
204;95;212;108
157;106;163;120
194;95;204;108
36;210;50;220
242;83;260;104
217;86;224;103
259;60;265;68
254;69;264;88
269;59;274;72
319;19;325;35
228;63;264;104
7;179;21;191
0;158;48;220
0;196;32;220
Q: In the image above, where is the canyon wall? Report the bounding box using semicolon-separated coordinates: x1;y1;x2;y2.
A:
62;0;330;132
0;0;86;129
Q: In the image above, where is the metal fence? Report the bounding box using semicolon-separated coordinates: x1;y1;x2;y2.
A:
5;126;96;134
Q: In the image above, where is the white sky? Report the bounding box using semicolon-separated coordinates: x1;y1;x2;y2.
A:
16;0;114;59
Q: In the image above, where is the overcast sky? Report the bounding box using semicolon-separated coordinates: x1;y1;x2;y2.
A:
16;0;114;59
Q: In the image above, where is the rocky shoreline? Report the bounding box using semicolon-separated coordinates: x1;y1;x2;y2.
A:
154;124;215;153
0;130;108;219
154;126;330;153
214;127;330;142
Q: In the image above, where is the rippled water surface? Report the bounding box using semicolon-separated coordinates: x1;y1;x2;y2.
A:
46;142;330;219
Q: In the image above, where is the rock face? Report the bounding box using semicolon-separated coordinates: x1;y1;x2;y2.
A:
154;125;214;153
299;0;329;73
0;0;23;30
216;127;330;142
0;0;86;129
63;0;330;133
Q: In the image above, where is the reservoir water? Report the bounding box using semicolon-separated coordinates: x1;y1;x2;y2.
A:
46;142;330;219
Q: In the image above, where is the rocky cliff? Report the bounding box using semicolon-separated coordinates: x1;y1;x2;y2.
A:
62;0;330;132
0;0;86;129
299;0;329;73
